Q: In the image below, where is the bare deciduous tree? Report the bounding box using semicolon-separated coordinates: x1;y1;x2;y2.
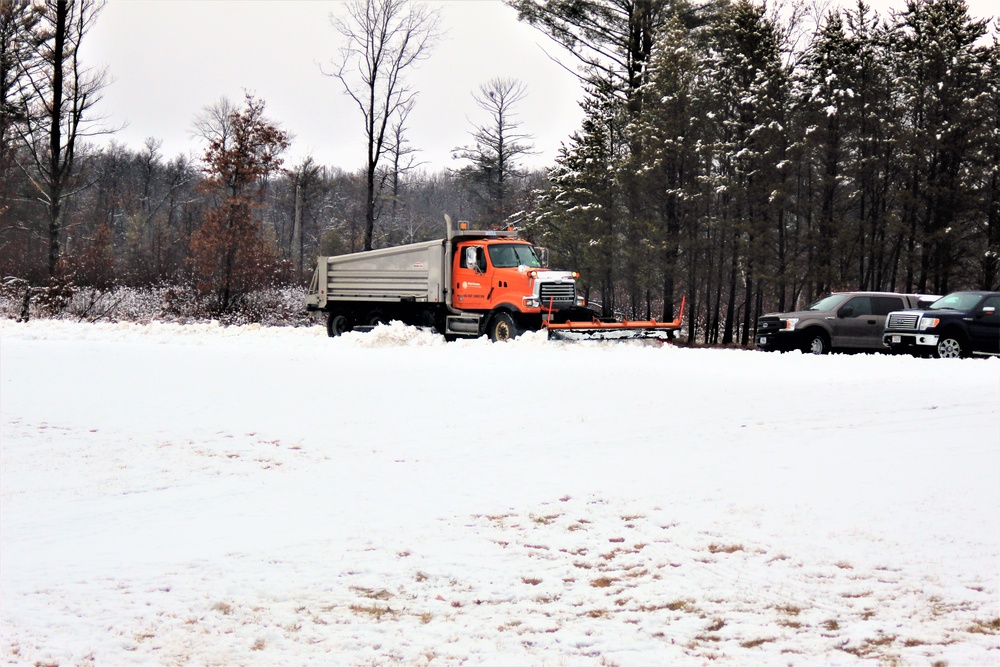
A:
325;0;441;250
191;95;238;151
12;0;111;279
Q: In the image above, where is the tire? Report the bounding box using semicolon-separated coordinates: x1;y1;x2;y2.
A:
363;310;387;327
934;334;966;359
487;311;520;342
327;311;350;337
803;331;829;355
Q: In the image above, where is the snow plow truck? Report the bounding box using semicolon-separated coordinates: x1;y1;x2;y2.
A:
305;217;684;341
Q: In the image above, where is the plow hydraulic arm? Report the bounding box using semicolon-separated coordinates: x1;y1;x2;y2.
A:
545;297;686;341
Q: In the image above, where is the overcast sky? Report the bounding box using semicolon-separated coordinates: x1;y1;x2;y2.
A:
85;0;584;172
84;0;996;174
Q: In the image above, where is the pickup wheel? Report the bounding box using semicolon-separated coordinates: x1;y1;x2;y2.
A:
488;312;520;342
934;333;967;359
327;311;351;337
803;330;829;355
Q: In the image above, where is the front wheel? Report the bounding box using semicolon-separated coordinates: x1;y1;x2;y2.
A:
803;331;829;355
487;312;520;342
934;334;966;359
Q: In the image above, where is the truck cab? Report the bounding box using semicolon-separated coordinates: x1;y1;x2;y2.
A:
449;232;584;339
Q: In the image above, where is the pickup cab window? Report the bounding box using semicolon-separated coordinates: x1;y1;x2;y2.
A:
872;296;905;316
841;296;872;317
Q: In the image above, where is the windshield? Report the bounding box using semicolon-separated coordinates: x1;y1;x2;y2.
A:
929;292;982;311
488;243;542;269
805;294;848;311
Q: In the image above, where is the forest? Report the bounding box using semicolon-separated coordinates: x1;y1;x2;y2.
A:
1;0;997;345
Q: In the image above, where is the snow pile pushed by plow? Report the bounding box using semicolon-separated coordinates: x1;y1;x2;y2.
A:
1;319;997;665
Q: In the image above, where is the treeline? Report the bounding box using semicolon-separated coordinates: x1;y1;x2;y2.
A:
0;136;545;287
0;0;543;315
2;0;998;344
516;0;999;345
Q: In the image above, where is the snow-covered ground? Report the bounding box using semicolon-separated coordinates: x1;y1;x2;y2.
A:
1;319;997;666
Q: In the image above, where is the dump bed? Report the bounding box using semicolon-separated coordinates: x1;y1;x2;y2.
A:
306;239;448;310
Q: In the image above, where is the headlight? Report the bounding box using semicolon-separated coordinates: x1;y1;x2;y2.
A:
524;297;540;308
782;317;799;331
576;296;586;307
919;317;940;331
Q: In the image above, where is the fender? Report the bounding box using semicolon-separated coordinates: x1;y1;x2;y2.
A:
491;301;523;314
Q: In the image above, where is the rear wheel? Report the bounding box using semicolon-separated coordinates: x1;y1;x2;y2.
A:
803;331;829;355
363;310;387;327
488;312;520;342
934;334;966;359
327;311;351;337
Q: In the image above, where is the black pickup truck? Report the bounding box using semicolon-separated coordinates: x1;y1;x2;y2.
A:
756;291;935;354
883;291;1000;358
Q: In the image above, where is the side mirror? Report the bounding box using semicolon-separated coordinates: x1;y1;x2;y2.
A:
838;306;854;318
981;306;996;317
465;246;479;272
536;247;550;268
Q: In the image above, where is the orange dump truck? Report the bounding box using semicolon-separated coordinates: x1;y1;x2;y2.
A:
306;219;683;341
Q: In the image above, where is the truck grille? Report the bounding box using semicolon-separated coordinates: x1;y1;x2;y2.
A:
756;317;781;333
886;313;920;330
539;283;576;308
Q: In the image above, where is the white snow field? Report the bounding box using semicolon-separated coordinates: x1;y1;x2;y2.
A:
1;319;997;666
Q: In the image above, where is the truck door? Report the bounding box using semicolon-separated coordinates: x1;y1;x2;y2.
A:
968;295;1000;354
452;243;492;311
834;296;877;348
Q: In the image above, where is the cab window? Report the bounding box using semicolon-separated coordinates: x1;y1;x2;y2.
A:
842;296;872;317
488;244;542;269
980;296;1000;313
459;246;486;272
872;296;904;316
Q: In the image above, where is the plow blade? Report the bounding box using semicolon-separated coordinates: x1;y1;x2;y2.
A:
545;297;685;341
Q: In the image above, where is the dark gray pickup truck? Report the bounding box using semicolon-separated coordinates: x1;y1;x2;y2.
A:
756;292;937;354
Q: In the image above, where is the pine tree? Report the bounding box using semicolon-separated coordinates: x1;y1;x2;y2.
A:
798;11;853;295
452;77;535;228
892;0;991;293
624;15;703;324
710;0;790;344
527;86;626;316
973;34;1000;289
841;2;902;291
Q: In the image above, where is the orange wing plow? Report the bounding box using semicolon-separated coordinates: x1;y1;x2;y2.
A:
545;297;686;341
